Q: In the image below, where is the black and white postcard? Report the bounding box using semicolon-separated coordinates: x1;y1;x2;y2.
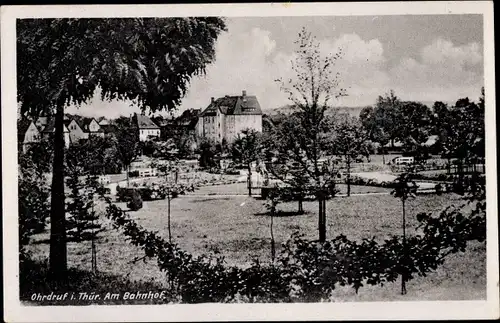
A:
2;2;498;322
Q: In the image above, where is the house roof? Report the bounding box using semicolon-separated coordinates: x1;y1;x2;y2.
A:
18;119;32;135
64;118;86;130
83;118;104;132
35;116;49;130
135;113;160;129
40;118;69;133
18;119;33;141
200;92;262;117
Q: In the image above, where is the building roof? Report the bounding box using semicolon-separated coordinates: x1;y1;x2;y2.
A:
98;117;109;125
18;119;33;141
83;118;104;132
35;116;49;129
200;91;262;117
40;118;69;133
135;113;160;129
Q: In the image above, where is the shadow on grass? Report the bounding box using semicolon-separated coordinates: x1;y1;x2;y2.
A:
20;258;174;305
254;211;309;217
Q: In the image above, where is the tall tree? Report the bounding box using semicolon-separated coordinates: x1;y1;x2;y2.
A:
391;171;418;295
116;126;141;187
198;138;218;170
332;114;369;196
359;104;390;164
65;169;103;243
432;101;455;172
231;129;262;196
433;92;485;186
371;90;403;150
17;18;226;275
397;101;433;160
274;27;346;242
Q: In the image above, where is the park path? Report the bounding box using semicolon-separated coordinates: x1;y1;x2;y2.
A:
181;191;393;198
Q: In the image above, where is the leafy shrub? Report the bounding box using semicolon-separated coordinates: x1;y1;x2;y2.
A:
128;170;140;178
65;171;104;242
18;152;51;262
350;175;396;188
224;168;240;175
97;183;485;303
117;186;133;202
127;190;143;211
138;187;153;201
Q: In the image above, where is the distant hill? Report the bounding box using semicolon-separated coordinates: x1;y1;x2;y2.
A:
267;100;455;119
267;104;369;118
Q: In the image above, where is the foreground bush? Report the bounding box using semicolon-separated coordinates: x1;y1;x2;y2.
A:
98;186;485;303
126;190;143;211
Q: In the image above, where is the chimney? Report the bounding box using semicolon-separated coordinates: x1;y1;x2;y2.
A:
211;97;215;103
242;90;248;105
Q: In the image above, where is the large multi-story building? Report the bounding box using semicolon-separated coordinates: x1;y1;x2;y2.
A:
196;90;263;144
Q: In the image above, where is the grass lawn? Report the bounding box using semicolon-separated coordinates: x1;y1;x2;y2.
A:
192;182;391;196
27;190;485;301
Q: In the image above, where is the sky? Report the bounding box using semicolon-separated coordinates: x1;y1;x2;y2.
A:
66;15;484;119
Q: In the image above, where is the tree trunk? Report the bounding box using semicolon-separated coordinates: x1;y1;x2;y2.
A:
318;194;326;242
167;194;172;243
382;153;386;165
270;208;275;262
458;158;464;190
126;165;130;187
401;198;407;295
322;199;327;240
49;100;68;277
91;210;97;273
298;199;304;214
247;164;252;196
346;159;351;197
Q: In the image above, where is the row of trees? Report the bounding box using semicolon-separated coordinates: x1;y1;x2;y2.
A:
359;89;485;165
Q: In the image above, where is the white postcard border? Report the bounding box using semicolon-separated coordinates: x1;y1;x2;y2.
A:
2;2;498;322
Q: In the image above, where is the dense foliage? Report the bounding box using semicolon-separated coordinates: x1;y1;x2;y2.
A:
18;152;51;263
231;129;262;196
17;17;227;274
65;170;104;242
198;138;219;170
66;136;122;175
330;114;370;196
97;182;486;302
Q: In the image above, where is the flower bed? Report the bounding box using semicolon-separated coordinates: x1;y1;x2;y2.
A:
350;175;396;189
